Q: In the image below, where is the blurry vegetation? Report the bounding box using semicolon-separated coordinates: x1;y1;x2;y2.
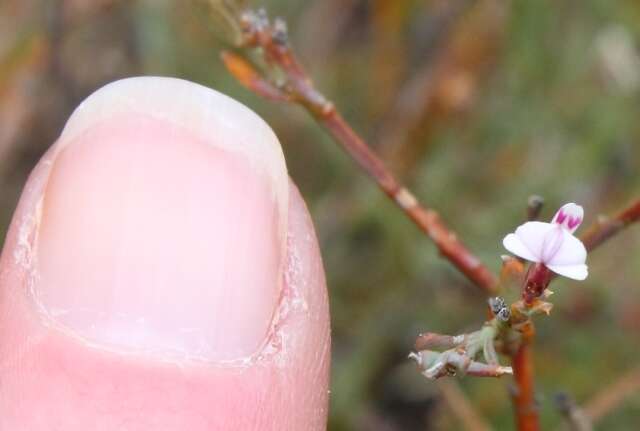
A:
1;0;640;429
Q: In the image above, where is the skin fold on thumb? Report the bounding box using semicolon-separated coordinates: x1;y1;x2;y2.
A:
0;77;331;430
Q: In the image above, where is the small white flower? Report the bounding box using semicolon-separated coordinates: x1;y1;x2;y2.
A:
503;203;588;281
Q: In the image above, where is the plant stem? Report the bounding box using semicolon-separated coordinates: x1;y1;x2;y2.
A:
217;7;640;431
222;10;499;293
581;199;640;252
512;325;538;431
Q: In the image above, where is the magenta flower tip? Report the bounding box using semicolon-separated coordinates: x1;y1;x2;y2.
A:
552;203;584;233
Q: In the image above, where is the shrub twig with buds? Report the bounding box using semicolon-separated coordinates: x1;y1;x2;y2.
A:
206;2;640;429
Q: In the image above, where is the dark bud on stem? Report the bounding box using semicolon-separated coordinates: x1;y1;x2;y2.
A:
489;297;506;315
489;297;510;321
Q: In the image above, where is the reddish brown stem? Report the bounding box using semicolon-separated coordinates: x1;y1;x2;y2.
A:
220;51;291;102
318;111;497;290
510;251;552;430
512;327;539;431
581;199;640;252
225;10;499;294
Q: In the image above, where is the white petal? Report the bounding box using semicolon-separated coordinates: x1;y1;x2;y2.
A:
503;233;540;262
514;221;557;261
546;263;589;280
547;229;587;265
540;226;565;262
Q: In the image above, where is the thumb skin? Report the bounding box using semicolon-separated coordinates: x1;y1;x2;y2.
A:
0;77;330;430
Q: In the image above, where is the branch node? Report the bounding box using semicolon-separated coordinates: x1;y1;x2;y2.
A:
527;195;545;220
272;17;288;45
395;187;418;210
320;101;335;116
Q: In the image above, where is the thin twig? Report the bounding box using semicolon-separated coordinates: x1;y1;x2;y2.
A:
415;332;464;351
221;8;498;294
580;199;640;252
411;349;512;379
584;365;640;423
554;392;592;431
552;367;640;430
437;380;493;431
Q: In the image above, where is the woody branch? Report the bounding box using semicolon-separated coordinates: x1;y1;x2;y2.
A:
213;5;640;431
220;8;498;294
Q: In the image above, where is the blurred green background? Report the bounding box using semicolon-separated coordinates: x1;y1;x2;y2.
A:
1;0;639;429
